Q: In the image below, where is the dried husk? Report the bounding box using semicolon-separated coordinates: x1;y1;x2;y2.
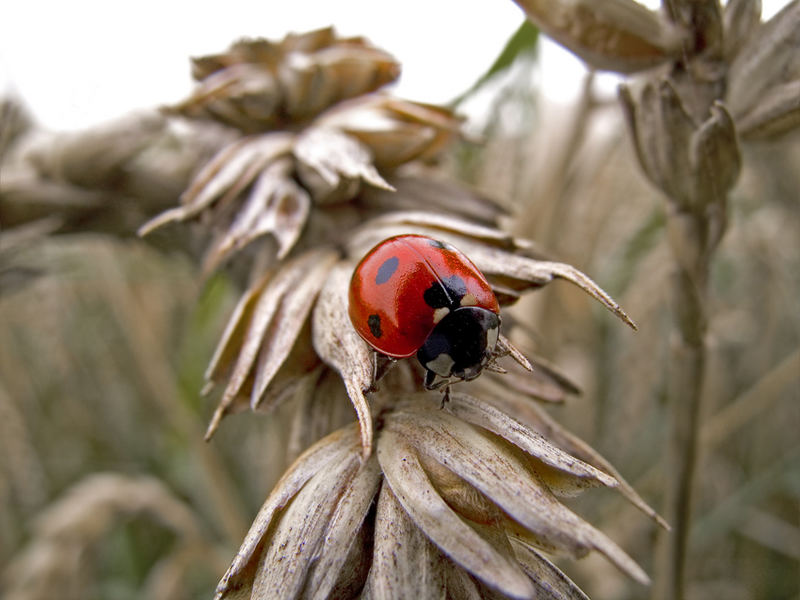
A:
214;425;362;600
727;0;800;122
204;248;336;438
293;126;393;203
619;81;741;214
512;0;684;73
139;133;295;235
381;402;649;585
311;261;375;456
723;0;762;60
141;100;463;273
214;379;658;599
433;393;616;488
734;80;800;140
303;456;382;599
314;95;463;168
377;427;537;599
512;541;591;600
361;483;448;600
483;386;669;530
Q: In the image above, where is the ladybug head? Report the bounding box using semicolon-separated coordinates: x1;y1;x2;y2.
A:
416;306;500;386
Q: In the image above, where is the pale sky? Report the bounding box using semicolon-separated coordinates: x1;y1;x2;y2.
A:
0;1;790;131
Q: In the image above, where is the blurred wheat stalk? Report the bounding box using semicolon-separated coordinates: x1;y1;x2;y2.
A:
510;0;800;599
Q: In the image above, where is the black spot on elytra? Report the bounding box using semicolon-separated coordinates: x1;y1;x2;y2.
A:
368;314;382;338
423;274;467;309
375;256;399;285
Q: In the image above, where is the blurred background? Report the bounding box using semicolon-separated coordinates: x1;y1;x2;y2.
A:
1;1;798;599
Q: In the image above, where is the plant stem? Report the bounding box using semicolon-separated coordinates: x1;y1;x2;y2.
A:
654;261;708;600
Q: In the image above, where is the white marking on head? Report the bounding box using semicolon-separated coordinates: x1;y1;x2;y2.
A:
426;353;455;377
432;306;450;324
460;293;477;307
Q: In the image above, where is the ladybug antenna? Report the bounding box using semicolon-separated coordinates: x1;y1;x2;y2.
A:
496;334;533;372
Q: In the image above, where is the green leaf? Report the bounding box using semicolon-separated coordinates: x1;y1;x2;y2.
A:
451;20;539;107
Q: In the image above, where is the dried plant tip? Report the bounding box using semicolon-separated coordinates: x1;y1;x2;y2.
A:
621;79;742;212
735;80;800;140
360;173;509;227
437;393;618;488
357;210;517;249
723;0;762;59
689;101;741;205
727;0;800;120
312;262;375;457
204;248;336;438
514;259;638;330
304;456;382;599
512;540;592;600
250;449;361;597
294;126;394;203
316;95;463;168
203;157;312;271
495;396;669;530
138;133;295;236
626;79;696;205
513;0;684;73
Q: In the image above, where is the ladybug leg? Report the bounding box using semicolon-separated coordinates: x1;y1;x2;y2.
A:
369;352;397;392
440;385;451;408
424;369;437;390
483;359;508;374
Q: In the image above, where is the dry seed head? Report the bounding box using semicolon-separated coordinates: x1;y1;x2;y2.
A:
619;80;741;216
170;27;400;133
214;392;654;600
141;97;461;274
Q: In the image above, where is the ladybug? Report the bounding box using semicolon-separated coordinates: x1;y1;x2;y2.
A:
348;234;501;390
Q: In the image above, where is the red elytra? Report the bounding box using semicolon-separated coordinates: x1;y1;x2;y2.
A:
348;234;500;360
